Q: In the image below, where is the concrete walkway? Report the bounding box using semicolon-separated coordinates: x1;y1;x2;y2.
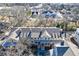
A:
65;40;79;56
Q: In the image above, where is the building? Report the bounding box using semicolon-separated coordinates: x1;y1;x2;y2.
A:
42;10;56;18
10;27;73;56
2;39;17;48
4;27;75;56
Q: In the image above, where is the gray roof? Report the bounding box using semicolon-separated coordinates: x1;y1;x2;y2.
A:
30;32;40;38
12;27;61;38
41;30;51;38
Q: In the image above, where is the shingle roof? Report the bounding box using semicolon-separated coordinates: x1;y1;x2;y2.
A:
41;30;51;38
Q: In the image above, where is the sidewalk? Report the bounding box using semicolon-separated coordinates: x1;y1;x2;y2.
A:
65;40;79;56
